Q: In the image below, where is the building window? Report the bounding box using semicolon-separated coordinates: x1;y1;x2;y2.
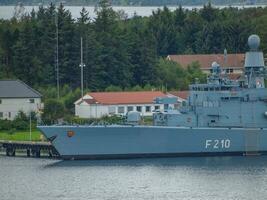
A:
0;99;2;104
155;106;160;110
8;112;11;119
145;106;151;112
226;68;234;74
164;104;169;110
136;106;142;112
108;106;116;115
29;99;35;103
127;106;133;112
0;112;3;119
118;106;125;114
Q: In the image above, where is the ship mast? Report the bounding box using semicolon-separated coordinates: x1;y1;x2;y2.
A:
244;35;265;88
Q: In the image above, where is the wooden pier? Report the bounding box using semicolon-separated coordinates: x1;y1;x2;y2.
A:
0;140;59;158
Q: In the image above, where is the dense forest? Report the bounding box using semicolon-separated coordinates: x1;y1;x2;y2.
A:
1;0;267;121
0;0;265;6
1;1;267;94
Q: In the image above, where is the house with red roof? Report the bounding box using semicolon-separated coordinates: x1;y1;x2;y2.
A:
74;91;177;118
167;54;245;79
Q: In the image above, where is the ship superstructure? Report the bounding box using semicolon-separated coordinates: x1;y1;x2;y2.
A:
38;35;267;160
154;35;267;128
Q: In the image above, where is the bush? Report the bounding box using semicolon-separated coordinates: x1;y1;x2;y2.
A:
15;111;28;121
105;85;122;92
42;99;65;124
8;128;16;135
13;119;29;131
12;111;30;131
0;119;12;131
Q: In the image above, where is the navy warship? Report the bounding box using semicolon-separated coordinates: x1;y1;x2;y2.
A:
38;34;267;160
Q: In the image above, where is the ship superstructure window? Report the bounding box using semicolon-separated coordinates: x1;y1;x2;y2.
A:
136;106;142;112
127;106;133;112
146;106;151;112
118;106;125;114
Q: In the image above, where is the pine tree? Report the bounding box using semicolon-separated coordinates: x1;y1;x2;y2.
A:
93;0;132;90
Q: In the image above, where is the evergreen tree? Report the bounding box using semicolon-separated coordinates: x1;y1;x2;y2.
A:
57;3;79;87
93;0;132;89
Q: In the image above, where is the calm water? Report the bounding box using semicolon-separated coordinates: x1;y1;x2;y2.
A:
1;155;267;200
0;5;267;19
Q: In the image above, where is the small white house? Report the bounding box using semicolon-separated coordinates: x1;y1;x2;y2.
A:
75;91;176;119
0;80;42;120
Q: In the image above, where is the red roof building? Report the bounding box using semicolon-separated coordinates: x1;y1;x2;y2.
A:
167;54;245;76
77;91;167;105
74;91;175;118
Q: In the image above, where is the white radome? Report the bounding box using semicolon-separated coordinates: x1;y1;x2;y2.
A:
248;34;260;50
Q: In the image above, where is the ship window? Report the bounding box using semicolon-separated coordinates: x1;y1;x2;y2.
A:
203;101;219;107
146;106;151;112
127;106;133;112
118;106;125;114
136;106;142;112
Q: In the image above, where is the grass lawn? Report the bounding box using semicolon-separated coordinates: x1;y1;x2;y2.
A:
0;130;44;141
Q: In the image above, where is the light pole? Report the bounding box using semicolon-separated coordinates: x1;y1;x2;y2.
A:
55;8;60;99
27;100;32;141
80;37;86;99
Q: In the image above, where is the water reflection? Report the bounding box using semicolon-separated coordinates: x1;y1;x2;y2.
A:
45;156;267;170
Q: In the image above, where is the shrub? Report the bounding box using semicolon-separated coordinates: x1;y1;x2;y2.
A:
42;99;65;124
0;119;12;131
13;111;30;131
13;119;29;131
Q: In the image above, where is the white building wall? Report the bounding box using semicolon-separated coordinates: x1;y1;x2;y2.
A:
75;104;109;118
0;98;42;120
75;103;167;119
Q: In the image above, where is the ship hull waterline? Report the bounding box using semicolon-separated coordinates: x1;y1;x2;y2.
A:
38;126;267;160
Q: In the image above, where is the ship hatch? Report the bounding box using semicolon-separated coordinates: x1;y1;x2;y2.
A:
244;129;260;156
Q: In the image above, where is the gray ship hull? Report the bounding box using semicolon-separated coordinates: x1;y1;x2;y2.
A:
38;126;267;160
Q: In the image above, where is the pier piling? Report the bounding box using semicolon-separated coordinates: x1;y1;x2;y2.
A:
0;140;59;158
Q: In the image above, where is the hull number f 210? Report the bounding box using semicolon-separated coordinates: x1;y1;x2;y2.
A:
205;139;231;149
